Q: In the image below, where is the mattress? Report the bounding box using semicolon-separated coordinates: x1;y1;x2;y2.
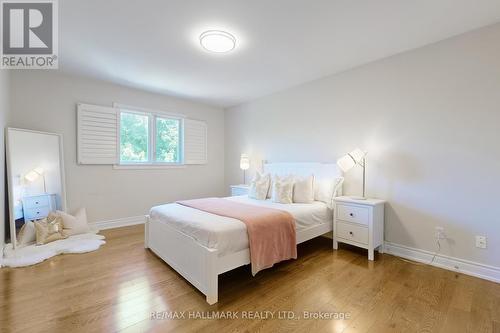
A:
149;195;332;257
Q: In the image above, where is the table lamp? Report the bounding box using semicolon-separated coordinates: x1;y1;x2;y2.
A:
24;167;47;193
337;149;367;200
240;154;250;184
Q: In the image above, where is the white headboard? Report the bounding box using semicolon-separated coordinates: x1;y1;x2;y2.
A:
263;162;342;179
263;162;344;196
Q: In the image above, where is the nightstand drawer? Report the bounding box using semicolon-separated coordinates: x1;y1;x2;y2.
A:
337;204;369;225
23;195;49;208
336;221;368;245
23;206;50;220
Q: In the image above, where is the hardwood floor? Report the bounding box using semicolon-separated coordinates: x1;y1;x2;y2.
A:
1;225;499;333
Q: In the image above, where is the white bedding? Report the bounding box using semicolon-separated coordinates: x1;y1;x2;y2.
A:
149;195;332;257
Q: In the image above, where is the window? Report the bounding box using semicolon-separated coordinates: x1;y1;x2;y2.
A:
77;103;206;166
119;108;183;165
156;117;181;163
120;112;149;163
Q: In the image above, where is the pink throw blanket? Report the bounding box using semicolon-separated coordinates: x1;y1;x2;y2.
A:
177;198;297;275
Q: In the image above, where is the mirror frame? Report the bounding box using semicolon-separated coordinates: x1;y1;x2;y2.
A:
5;128;67;250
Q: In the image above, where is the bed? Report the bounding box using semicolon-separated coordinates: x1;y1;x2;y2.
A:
145;163;343;304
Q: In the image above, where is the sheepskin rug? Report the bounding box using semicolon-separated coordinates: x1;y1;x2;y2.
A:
1;232;106;268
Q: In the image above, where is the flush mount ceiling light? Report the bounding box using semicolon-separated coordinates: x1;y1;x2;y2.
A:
199;30;236;53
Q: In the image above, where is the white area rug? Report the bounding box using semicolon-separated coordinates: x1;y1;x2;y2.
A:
1;232;106;268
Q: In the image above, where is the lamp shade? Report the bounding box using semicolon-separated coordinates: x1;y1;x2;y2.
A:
337;154;356;172
240;154;250;170
349;148;366;163
24;167;44;182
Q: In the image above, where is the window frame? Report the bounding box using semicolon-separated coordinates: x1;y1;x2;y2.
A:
114;103;185;169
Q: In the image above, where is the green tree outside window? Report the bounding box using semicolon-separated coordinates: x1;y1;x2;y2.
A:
120;112;149;162
156;117;180;163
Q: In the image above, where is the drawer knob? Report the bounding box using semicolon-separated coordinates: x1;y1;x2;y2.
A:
35;201;39;204
349;213;354;217
36;211;40;214
349;231;354;236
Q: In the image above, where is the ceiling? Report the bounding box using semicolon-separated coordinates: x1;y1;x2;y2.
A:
60;0;500;108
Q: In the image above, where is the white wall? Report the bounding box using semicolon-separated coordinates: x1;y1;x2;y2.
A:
0;70;10;247
225;23;500;268
9;71;225;222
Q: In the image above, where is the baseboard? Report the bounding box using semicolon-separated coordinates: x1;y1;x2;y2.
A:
90;215;146;231
384;241;500;284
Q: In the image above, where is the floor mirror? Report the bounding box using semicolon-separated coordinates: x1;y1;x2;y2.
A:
6;128;67;250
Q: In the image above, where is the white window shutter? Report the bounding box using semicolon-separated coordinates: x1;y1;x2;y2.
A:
184;118;207;164
77;103;118;164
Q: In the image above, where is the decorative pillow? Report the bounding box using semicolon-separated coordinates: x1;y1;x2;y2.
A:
49;208;91;236
248;172;271;200
271;175;294;204
293;175;315;203
17;221;36;246
315;177;344;205
34;216;67;245
266;179;272;199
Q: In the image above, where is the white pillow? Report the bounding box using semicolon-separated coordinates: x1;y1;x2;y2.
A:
266;179;273;199
17;221;36;246
314;177;344;205
51;208;91;236
271;175;294;204
248;172;271;200
293;175;315;203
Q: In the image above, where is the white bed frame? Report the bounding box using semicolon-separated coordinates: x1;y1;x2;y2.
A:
145;163;343;305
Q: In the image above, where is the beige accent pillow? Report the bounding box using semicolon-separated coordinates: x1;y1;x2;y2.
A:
293;175;315;203
17;221;36;246
49;208;91;236
271;175;294;204
248;172;271;200
315;177;344;205
34;216;67;245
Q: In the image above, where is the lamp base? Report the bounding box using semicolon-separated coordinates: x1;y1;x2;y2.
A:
349;196;367;200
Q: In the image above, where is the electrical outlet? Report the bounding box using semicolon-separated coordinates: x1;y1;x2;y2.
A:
435;227;446;240
475;236;487;249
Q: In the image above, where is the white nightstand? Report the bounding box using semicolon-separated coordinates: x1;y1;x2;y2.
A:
230;184;250;196
22;193;57;221
333;196;385;260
